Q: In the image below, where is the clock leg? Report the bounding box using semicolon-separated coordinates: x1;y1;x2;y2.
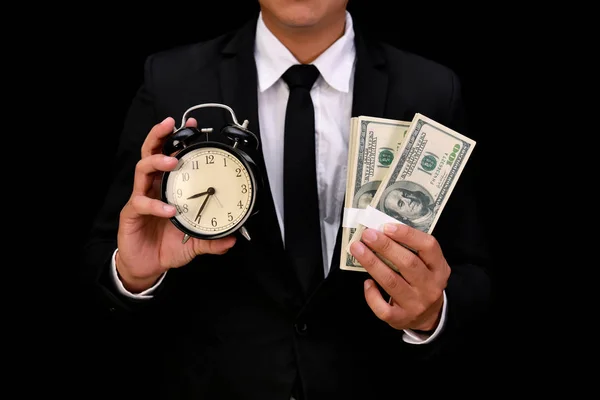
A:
239;226;251;241
182;233;191;244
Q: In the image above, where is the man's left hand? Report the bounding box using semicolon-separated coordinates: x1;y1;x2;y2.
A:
349;223;450;332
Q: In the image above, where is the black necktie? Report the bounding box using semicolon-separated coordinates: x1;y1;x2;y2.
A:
282;64;323;296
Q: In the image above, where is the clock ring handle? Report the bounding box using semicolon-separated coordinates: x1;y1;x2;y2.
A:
179;103;244;130
178;103;259;150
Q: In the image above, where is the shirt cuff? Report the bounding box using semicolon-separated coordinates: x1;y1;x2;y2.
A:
402;290;447;345
110;249;166;299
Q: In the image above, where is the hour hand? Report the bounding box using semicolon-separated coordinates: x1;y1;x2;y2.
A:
187;190;208;200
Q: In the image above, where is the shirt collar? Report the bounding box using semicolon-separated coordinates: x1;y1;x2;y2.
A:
254;11;356;93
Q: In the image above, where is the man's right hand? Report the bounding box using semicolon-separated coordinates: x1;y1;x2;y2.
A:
115;117;237;293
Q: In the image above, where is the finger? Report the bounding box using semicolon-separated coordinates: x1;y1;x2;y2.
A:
194;235;237;255
363;279;407;326
349;240;413;296
141;117;176;159
383;223;446;272
360;228;428;287
185;117;197;128
132;154;178;195
125;194;177;219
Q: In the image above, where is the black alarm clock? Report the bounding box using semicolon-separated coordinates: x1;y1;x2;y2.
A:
161;103;261;244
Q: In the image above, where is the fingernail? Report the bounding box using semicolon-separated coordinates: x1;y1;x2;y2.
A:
161;117;173;125
364;280;372;290
163;204;176;213
164;155;176;162
362;229;377;242
350;241;365;256
384;223;397;233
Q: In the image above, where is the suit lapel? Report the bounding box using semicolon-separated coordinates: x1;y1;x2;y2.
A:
218;18;304;309
350;31;388;120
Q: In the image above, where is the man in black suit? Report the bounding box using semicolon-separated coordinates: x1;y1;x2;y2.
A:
82;0;492;398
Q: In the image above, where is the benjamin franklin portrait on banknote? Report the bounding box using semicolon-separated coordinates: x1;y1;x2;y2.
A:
379;180;437;231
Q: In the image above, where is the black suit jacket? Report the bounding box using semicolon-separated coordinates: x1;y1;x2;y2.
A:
82;15;492;400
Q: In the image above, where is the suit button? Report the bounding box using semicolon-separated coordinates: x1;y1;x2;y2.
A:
295;322;308;335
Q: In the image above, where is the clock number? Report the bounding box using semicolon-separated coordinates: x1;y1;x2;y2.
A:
211;217;217;227
237;200;243;209
182;172;190;182
241;184;247;194
235;168;242;177
177;189;182;198
205;155;214;164
177;204;188;213
227;212;233;221
192;160;199;170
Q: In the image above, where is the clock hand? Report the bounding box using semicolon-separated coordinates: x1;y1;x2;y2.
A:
187;190;208;200
194;187;216;222
195;194;211;222
213;193;223;208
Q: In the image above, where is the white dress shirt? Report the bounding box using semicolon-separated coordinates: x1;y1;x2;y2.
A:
109;11;446;345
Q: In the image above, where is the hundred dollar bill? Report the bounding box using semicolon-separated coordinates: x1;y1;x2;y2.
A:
346;113;476;272
340;116;410;272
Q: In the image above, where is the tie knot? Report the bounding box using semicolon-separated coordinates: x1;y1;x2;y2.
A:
282;64;319;90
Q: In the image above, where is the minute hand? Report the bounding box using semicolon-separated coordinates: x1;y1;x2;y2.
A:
194;194;211;222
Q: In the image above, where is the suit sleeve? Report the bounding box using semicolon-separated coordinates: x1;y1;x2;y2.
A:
80;54;175;316
410;70;494;360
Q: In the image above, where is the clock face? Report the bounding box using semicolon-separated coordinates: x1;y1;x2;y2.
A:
163;145;255;238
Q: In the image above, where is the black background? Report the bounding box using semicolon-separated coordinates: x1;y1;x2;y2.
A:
37;0;549;393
